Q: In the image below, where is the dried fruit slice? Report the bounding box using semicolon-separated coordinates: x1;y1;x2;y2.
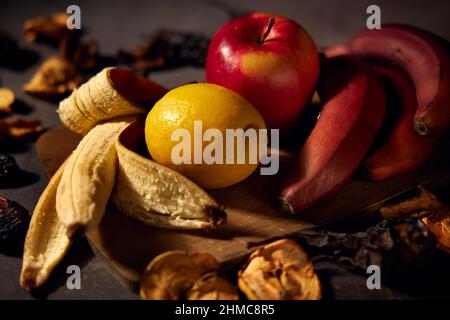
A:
422;213;450;254
379;186;450;254
0;153;20;181
379;186;443;220
0;117;44;141
187;273;239;300
119;30;211;74
58;67;167;134
23;13;75;46
23;56;82;98
139;251;220;300
0;195;29;253
20;161;71;291
238;239;321;300
0;88;15;114
61;40;98;71
112;119;226;230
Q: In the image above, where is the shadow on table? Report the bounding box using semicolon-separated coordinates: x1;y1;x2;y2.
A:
0;48;40;71
0;170;39;189
30;238;95;300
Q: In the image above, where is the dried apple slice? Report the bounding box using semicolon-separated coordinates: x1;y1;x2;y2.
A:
23;56;81;98
187;273;239;300
140;251;220;300
0;88;15;114
238;239;321;300
423;213;450;254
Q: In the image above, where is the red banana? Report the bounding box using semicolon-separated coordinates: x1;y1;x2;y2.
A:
325;24;450;136
279;56;386;214
364;66;438;181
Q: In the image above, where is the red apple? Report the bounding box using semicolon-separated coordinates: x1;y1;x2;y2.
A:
206;13;320;132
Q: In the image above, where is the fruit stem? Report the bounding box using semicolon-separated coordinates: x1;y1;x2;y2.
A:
259;17;275;44
414;119;429;136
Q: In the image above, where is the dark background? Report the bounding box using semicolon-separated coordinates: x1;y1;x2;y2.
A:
0;0;449;300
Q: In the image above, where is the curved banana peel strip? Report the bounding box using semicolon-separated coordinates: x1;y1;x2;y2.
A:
56;117;135;237
20;161;71;291
58;67;167;135
112;119;226;229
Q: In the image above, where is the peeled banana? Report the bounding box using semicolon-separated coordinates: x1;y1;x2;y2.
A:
112;120;226;229
20;67;225;291
56;117;134;237
58;67;167;135
20;161;71;291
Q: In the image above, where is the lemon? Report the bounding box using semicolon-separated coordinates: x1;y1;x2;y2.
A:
145;83;266;189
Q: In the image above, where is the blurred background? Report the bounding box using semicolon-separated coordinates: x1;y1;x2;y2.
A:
0;0;449;299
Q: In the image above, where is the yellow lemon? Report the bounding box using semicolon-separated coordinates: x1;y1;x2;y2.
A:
145;83;266;189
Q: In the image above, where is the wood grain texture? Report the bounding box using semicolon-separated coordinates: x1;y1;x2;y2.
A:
37;126;450;288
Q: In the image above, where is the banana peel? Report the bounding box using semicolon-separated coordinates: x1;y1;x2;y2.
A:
20;160;71;291
238;239;321;300
112;119;226;229
139;250;238;300
56;117;135;237
58;67;167;135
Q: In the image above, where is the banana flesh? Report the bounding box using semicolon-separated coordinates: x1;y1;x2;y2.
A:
56;117;134;237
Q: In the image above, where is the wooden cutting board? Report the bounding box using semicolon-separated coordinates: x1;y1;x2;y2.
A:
37;126;450;291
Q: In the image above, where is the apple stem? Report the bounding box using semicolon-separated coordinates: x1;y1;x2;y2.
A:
260;17;275;44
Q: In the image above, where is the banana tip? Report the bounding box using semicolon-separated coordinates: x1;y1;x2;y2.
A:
414;119;429;136
20;268;44;292
19;278;35;292
205;205;227;227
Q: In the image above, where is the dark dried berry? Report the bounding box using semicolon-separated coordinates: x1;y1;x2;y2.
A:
0;195;29;254
119;30;210;74
0;153;20;180
163;32;210;66
297;218;436;273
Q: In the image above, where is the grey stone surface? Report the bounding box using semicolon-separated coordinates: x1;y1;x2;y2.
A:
0;0;448;299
